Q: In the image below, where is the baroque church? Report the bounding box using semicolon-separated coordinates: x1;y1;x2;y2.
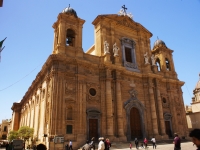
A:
11;5;188;149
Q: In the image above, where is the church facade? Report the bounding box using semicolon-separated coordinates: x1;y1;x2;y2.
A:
11;6;188;149
185;74;200;130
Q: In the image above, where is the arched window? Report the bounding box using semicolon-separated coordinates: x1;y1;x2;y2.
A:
156;58;161;71
66;29;75;46
66;106;72;120
165;58;170;71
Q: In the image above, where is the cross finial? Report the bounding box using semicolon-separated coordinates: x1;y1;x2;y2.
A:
157;36;159;40
122;5;127;14
69;4;70;7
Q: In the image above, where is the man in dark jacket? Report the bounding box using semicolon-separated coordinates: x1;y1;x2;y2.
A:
173;133;181;150
189;129;200;150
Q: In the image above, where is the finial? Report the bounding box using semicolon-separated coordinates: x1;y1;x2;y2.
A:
157;36;159;40
122;5;127;14
69;4;70;7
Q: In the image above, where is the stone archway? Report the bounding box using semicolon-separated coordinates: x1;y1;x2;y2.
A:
164;113;173;138
87;109;101;141
124;98;146;140
130;107;142;139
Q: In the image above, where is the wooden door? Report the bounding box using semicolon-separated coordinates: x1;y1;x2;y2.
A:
89;119;98;140
130;107;142;139
165;121;172;137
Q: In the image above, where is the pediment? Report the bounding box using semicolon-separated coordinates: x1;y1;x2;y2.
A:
92;14;152;37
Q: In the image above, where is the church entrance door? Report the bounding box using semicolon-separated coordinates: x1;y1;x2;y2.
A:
89;119;98;140
165;121;172;137
130;107;142;139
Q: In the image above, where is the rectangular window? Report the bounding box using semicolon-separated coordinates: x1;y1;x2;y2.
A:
66;125;73;134
125;47;132;63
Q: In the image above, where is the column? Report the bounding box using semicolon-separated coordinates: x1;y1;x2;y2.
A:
116;79;124;136
148;78;159;135
156;80;167;135
106;69;114;136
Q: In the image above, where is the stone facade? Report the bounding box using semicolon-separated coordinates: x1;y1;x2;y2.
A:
11;6;188;149
0;119;11;140
185;74;200;130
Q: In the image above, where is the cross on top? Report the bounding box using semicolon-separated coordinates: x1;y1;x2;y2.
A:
122;5;127;14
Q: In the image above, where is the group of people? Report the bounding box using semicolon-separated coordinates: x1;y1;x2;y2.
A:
82;137;111;150
128;128;200;150
130;137;156;149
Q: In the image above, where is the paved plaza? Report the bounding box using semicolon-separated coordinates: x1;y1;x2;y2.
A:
0;141;197;150
110;141;196;150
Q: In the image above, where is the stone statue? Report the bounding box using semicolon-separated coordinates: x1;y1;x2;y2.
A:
118;9;126;16
151;54;156;66
127;12;133;19
113;43;119;57
144;52;149;64
104;41;110;54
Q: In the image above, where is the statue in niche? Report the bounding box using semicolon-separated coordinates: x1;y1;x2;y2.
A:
104;41;110;54
144;52;149;64
113;43;119;57
151;54;156;66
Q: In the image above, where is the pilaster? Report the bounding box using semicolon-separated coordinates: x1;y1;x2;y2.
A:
148;78;159;136
105;69;114;137
115;72;125;140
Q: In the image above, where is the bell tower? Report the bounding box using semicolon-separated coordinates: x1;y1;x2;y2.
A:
52;5;85;57
151;39;177;78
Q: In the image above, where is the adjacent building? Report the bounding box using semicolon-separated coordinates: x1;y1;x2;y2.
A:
185;74;200;130
11;5;188;149
0;119;11;140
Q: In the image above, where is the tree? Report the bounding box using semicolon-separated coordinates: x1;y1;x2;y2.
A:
8;130;19;141
18;126;34;141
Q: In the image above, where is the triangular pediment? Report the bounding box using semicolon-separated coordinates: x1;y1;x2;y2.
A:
92;14;152;37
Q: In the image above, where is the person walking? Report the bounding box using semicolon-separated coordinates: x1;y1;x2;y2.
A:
151;137;156;149
69;140;73;150
82;140;91;150
189;129;200;150
90;137;95;150
134;138;139;149
129;142;132;149
65;143;69;150
98;137;105;150
105;138;111;150
143;138;148;149
173;133;181;150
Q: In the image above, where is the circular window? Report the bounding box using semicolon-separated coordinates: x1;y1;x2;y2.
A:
89;88;96;96
162;98;167;103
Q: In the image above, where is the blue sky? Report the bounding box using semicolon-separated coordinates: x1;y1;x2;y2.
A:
0;0;200;121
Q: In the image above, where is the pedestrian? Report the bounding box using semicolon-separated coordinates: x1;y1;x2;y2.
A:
134;138;139;149
82;140;91;150
151;137;156;149
65;143;69;150
143;138;148;149
8;142;13;150
129;142;132;149
5;142;9;150
69;140;73;150
98;137;105;150
105;138;111;150
90;137;95;150
36;144;47;150
189;128;200;150
173;133;181;150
